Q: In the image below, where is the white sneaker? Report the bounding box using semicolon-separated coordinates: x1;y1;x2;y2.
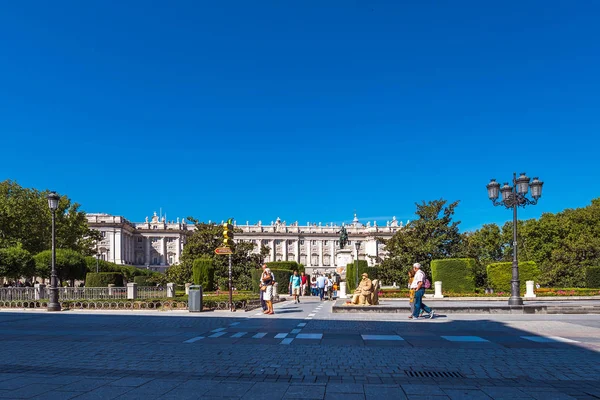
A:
429;310;435;319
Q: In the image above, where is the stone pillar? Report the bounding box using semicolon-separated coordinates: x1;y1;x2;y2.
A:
339;282;347;299
434;281;444;298
185;283;191;295
273;282;279;301
108;284;115;295
145;236;151;265
167;283;175;298
525;281;536;298
296;240;300;263
283;239;287;262
319;240;323;269
34;284;46;300
115;230;122;264
127;282;137;300
175;236;181;264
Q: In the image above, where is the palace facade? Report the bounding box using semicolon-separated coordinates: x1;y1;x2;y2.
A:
86;213;405;274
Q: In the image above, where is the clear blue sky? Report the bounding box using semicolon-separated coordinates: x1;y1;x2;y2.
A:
1;1;599;231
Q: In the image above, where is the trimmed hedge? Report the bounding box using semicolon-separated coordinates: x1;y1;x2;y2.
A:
486;261;541;292
431;258;476;293
586;266;600;288
346;261;378;292
266;261;304;273
251;268;293;293
133;276;152;286
85;272;124;287
192;257;215;291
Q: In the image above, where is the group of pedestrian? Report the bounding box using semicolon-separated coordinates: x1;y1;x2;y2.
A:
408;262;435;319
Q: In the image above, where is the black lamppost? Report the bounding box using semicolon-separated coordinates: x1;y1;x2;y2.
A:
47;191;61;312
487;173;544;306
354;241;362;289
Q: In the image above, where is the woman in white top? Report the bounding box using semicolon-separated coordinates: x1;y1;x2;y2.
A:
261;268;275;315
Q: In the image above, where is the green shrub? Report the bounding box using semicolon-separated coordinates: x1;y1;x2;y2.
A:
486;261;541;292
250;268;293;293
85;272;124;287
586;266;600;288
266;261;303;273
192;257;215;291
346;261;378;291
431;258;476;293
133;276;153;286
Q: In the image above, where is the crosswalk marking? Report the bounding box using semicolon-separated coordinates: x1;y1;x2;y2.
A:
274;333;288;339
291;329;301;334
361;334;404;341
297;323;307;327
308;313;316;317
211;328;226;333
208;332;226;338
280;338;294;345
183;336;204;343
296;333;322;340
252;332;267;339
521;336;579;343
230;332;247;338
229;322;240;326
442;336;489;342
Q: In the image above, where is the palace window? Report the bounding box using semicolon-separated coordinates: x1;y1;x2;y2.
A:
137;237;142;243
101;231;106;238
300;240;304;245
324;240;328;245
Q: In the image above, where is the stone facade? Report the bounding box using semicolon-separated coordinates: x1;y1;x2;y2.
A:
86;212;405;275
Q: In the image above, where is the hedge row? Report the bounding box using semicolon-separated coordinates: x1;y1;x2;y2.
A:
85;272;124;287
431;258;476;293
586;267;600;288
266;261;304;273
192;257;215;291
486;261;541;292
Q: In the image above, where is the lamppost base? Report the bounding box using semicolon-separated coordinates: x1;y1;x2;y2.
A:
508;296;523;306
47;302;61;312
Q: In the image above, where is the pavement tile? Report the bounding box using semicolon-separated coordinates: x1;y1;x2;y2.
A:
402;384;446;396
326;383;364;393
108;377;153;387
443;389;492;400
69;386;134;400
325;393;365;400
29;391;82;400
56;379;111;392
480;386;532;399
285;384;326;399
364;384;407;400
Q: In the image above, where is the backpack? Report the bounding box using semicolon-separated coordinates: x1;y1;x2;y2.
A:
423;277;431;289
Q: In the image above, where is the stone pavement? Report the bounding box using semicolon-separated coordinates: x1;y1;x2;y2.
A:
1;297;600;399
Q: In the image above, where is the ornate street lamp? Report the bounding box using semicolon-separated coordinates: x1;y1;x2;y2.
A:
354;241;362;289
46;191;61;312
487;173;544;306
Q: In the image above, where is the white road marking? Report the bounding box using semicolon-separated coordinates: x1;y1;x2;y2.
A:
230;332;247;338
361;334;404;341
252;332;267;339
441;336;489;342
211;328;226;333
297;323;307;327
521;336;579;343
183;336;204;343
296;333;322;340
208;332;227;338
290;329;301;334
274;333;288;339
280;338;294;345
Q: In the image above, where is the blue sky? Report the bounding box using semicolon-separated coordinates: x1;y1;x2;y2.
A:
1;1;599;232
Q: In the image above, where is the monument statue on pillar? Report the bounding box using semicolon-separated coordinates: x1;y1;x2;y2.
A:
338;225;349;249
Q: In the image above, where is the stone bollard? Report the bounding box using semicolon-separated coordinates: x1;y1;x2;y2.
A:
434;281;444;298
339;282;347;299
34;283;46;300
525;280;536;298
108;284;115;296
166;283;175;298
127;282;137;300
273;282;279;301
185;283;191;295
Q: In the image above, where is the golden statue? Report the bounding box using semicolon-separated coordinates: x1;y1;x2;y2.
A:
349;273;379;305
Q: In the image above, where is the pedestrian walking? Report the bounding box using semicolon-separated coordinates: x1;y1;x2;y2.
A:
316;274;326;301
300;272;308;297
407;267;416;319
311;276;318;296
259;264;268;311
289;270;302;303
326;275;334;300
410;263;434;319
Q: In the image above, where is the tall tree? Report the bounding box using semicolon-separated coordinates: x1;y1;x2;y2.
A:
379;199;462;285
0;180;100;255
0;245;35;280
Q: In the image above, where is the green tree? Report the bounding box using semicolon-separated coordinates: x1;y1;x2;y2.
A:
33;249;87;285
165;262;192;285
0;245;35;279
379;199;462;284
459;223;505;286
0;180;101;255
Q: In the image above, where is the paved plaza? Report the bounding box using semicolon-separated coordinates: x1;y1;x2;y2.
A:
1;298;600;399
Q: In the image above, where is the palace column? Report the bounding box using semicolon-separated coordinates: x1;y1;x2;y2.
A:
270;239;275;262
283;239;288;262
145;236;151;265
175;235;181;264
296;240;300;263
319;240;323;269
331;240;336;267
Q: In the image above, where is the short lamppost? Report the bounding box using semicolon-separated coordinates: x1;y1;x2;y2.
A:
47;191;61;312
354;241;362;289
487;173;544;306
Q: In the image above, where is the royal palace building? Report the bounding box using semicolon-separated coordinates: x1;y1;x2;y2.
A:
86;212;405;274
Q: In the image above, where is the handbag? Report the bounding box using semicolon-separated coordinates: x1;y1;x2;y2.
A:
260;286;267;292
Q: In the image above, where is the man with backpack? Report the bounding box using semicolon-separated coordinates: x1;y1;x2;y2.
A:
410;263;435;319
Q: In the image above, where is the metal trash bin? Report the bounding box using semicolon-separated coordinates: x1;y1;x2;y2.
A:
188;285;203;312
